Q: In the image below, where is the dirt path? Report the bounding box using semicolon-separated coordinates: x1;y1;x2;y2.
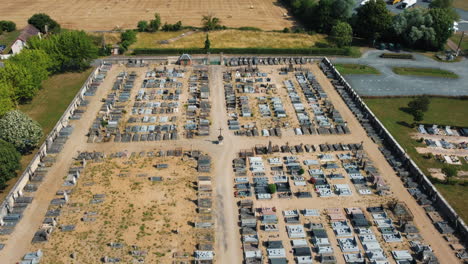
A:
0;63;462;264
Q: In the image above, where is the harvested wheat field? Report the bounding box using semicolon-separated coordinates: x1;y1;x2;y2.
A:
131;30;326;49
2;0;294;31
28;152;212;264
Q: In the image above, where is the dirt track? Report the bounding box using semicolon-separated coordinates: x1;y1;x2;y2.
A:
0;62;462;263
1;0;294;31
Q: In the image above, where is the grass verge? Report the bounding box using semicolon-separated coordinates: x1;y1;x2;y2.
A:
364;97;468;222
392;67;459;79
334;63;380;75
0;69;93;200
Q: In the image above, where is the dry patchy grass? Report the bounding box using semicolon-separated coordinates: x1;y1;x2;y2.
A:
130;30;326;49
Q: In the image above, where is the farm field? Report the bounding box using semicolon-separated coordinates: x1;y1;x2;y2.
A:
130;30;326;49
0;0;294;31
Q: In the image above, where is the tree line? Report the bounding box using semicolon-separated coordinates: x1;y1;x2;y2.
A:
0;14;99;188
281;0;457;50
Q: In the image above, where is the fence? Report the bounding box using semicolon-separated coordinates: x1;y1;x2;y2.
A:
321;57;468;245
0;65;104;221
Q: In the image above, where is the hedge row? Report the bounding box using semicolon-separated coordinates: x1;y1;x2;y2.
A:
132;47;353;56
380;53;414;59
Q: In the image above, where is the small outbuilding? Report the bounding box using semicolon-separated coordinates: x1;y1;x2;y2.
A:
177;53;192;66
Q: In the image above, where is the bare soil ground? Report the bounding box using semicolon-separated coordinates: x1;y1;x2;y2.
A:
1;0;294;31
29;154;202;263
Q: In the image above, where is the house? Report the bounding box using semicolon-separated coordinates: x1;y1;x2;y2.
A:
10;25;41;56
177;53;192;66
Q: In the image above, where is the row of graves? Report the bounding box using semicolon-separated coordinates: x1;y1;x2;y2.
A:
284;70;349;136
0;66;110;252
223;67;284;137
89;70;138;142
232;142;389;200
193;152;215;264
225;57;312;67
418;124;468;138
320;60;468;260
184;68;211;138
238;199;435;264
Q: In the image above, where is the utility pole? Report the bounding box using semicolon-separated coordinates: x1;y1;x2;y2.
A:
456;31;465;57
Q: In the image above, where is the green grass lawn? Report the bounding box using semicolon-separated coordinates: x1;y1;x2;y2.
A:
0;69;93;200
392;67;459;79
0;30;20;53
334;64;380;75
19;69;92;136
364;97;468;222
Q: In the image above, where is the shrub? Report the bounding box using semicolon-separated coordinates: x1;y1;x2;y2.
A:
28;13;61;33
268;183;277;194
0;20;16;32
162;21;183;31
0;139;21;189
0;110;43;154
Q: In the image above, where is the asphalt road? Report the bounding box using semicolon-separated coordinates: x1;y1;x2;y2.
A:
331;50;468;96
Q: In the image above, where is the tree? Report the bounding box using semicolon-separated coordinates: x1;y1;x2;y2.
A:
0;110;43;154
148;13;161;32
392;8;437;50
408;96;430;113
0;61;38;103
309;0;335;33
137;20;148;32
268;183;277;194
28;30;98;73
331;0;355;21
119;30;137;51
204;34;211;50
412;110;424;123
298;168;305;175
0;83;14;116
202;15;222;31
331;22;353;47
353;0;392;41
0;20;16;32
0;139;21;189
28;13;61;33
9;49;53;89
429;8;454;50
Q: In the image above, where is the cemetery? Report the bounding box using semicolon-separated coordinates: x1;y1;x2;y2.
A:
88;65;211;142
26;149;214;263
0;55;465;264
223;62;350;137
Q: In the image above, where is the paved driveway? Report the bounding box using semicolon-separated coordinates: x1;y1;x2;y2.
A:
331;51;468;96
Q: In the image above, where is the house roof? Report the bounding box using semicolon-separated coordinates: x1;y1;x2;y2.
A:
17;24;40;42
178;53;192;61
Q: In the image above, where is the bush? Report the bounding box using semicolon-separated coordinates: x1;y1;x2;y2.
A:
442;166;458;178
0;110;43;154
268;183;277;194
298;168;305;175
0;139;21;189
137;21;148;32
162;21;183;31
0;20;16;32
282;27;290;33
28;13;61;33
238;27;262;31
